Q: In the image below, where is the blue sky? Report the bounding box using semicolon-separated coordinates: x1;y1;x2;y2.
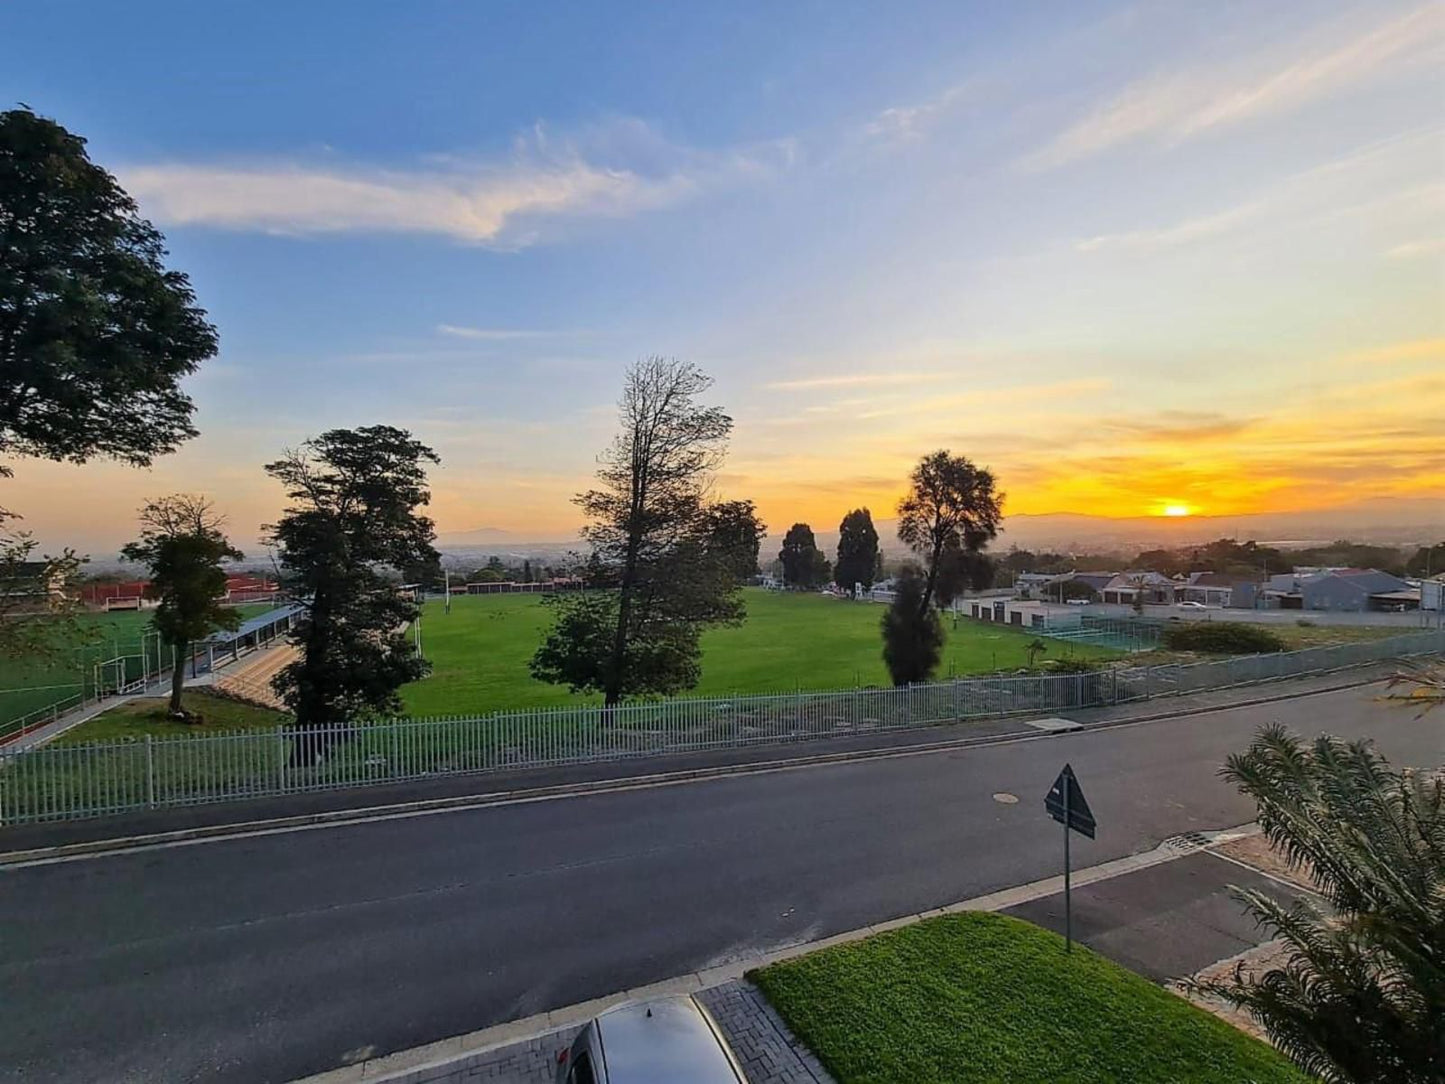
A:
3;1;1442;551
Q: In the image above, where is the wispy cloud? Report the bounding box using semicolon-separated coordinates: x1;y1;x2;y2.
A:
763;371;955;391
121;119;791;247
1077;201;1265;253
1024;4;1442;170
436;324;560;341
860;81;980;145
1387;237;1445;259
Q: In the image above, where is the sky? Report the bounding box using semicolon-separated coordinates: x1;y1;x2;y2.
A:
2;1;1443;553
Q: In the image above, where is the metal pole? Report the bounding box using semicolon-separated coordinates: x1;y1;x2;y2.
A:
1064;777;1072;953
444;569;451;615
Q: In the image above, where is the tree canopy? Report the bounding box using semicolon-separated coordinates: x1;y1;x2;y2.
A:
0;108;217;493
881;566;944;685
1190;725;1444;1083
530;357;746;707
265;426;439;744
703;499;767;583
780;522;830;588
897;451;1003;615
835;508;881;596
120;494;242;716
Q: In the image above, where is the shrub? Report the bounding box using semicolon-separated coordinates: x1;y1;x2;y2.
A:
1046;657;1101;674
881;569;944;685
1162;621;1286;654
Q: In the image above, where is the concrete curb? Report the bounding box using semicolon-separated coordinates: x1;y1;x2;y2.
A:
290;825;1258;1083
0;673;1387;867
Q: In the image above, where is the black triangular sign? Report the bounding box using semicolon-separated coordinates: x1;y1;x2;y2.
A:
1045;763;1096;838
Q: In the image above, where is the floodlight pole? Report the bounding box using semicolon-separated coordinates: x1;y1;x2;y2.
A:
444;568;451;615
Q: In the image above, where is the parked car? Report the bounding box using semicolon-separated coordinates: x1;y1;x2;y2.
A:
1177;600;1207;610
556;996;745;1083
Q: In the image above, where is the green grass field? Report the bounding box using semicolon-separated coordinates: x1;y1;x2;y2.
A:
399;589;1121;716
0;604;274;733
752;912;1308;1084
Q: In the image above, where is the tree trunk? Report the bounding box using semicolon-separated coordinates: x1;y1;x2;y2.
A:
169;639;187;716
920;537;943;619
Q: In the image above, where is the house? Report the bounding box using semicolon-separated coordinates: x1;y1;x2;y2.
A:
1100;571;1176;606
1178;571;1253;608
1014;570;1115;602
1259;568;1419;612
1012;572;1056;599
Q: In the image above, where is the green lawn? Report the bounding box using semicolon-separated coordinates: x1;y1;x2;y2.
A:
56;689;289;744
400;589;1121;716
751;912;1309;1084
0;604;275;733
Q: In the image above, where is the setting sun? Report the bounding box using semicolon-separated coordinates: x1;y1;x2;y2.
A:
1162;504;1193;517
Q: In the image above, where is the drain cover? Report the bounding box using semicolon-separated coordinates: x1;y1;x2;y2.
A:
1163;831;1211;852
993;792;1019;804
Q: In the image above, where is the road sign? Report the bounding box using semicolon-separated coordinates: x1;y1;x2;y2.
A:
1044;763;1097;952
1045;763;1096;839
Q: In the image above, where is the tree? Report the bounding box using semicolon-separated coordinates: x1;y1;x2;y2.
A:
1188;725;1444;1083
835;508;881;597
522;559;534;584
881;566;945;685
265;426;439;756
119;495;242;717
934;547;995;606
0;109;217;502
1025;637;1048;668
530;357;743;707
897;451;1004;617
702;499;767;583
1405;542;1445;578
780;522;828;588
0;520;83;662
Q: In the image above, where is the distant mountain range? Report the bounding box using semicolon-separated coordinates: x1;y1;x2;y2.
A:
437;499;1441;563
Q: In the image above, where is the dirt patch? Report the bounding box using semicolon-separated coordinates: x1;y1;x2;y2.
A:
1171;938;1294;1043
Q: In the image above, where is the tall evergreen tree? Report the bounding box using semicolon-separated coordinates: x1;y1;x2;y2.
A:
835;508;881;597
702;499;767;583
881;566;944;685
780;522;828;588
265;426;439;757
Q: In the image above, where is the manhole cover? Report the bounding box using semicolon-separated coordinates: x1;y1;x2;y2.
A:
993;792;1019;804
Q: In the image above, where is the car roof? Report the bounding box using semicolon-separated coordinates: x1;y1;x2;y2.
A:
595;996;741;1084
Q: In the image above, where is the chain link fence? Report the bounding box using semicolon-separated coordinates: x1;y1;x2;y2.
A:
2;630;1441;825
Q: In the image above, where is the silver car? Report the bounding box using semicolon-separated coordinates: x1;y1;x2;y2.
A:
555;995;745;1084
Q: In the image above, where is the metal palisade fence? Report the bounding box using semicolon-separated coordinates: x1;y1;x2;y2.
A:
2;630;1442;825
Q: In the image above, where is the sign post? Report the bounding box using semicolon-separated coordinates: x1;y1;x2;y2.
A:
1044;763;1096;952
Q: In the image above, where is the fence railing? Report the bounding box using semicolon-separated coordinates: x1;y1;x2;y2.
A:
2;630;1441;826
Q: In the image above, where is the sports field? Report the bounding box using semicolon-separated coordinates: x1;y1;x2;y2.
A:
399;588;1121;716
0;605;272;734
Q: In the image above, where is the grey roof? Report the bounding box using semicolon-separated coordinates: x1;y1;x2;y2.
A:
201;604;303;646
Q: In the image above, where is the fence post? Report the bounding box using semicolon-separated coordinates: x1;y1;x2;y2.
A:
952;678;960;721
275;726;286;794
145;735;155;809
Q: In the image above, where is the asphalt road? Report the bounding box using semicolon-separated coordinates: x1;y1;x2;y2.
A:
1;683;1439;1083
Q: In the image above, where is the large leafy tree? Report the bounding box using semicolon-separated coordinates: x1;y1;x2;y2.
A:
835;508;881;597
0;524;83;662
120;495;242;717
897;451;1003;617
530;357;744;707
1189;726;1444;1083
0;108;217;493
881;566;944;685
780;522;829;588
265;427;439;754
703;499;766;583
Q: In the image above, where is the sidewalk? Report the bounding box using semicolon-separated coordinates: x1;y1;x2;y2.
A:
0;664;1400;856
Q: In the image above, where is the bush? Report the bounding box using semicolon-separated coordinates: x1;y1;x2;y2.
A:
1045;657;1101;674
1162;621;1286;654
881;570;944;685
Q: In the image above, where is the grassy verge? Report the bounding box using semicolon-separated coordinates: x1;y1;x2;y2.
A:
56;690;289;744
751;912;1308;1084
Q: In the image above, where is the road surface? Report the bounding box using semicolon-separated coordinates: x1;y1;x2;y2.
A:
0;682;1438;1082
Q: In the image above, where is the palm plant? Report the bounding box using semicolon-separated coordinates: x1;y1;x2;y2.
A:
1188;725;1445;1083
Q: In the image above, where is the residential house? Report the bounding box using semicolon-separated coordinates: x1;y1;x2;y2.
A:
1258;568;1419;612
1178;571;1254;608
1100;570;1176;606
